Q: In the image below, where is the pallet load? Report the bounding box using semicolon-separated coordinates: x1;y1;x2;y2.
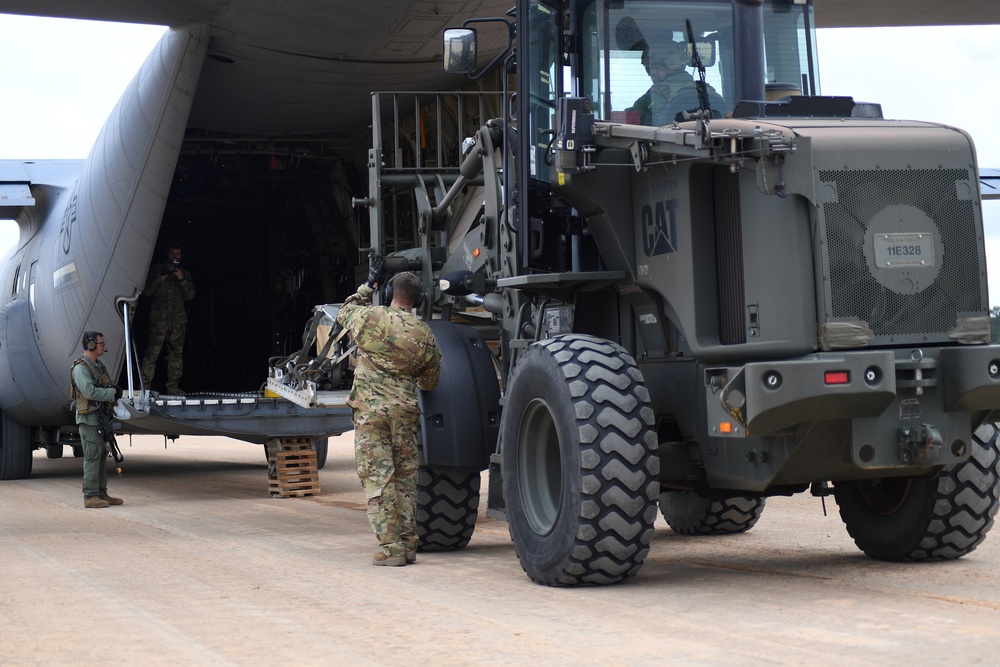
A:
266;437;320;498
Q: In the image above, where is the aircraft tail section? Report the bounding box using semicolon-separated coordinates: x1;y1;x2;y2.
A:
0;24;210;424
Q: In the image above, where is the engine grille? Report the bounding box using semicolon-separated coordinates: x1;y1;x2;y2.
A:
820;168;981;340
714;167;745;345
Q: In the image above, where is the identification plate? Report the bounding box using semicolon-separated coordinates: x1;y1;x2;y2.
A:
873;233;935;269
899;398;922;421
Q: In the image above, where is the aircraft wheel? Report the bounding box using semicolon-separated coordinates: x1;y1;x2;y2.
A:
659;491;765;534
312;437;329;469
501;334;659;586
46;444;64;459
416;467;481;551
834;422;1000;561
73;444;84;457
0;410;32;480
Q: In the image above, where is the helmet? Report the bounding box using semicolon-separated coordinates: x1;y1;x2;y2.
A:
648;40;688;73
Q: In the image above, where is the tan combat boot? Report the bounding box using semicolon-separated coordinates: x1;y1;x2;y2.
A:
100;495;124;506
372;552;406;567
84;497;110;509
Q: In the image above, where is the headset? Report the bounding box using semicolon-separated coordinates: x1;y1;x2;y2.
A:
82;330;103;351
384;272;426;309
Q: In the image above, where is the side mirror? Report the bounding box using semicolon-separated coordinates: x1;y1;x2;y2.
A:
443;28;478;74
687;40;716;68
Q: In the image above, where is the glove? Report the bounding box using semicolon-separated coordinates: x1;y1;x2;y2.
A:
366;251;385;287
113;385;123;400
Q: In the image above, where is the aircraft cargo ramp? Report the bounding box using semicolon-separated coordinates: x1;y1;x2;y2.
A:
113;391;352;443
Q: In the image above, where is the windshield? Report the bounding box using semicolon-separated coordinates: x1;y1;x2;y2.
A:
577;0;818;124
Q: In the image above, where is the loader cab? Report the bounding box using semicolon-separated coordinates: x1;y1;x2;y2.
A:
514;0;568;272
573;0;820;125
514;0;820;271
443;0;821;273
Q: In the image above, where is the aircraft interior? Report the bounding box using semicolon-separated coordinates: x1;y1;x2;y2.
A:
125;48;504;395
127;132;371;394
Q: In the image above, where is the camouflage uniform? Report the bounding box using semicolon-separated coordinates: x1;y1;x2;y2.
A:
337;283;441;559
141;262;195;391
71;356;116;500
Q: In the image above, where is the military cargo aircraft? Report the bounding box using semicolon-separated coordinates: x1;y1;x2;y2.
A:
2;0;1000;481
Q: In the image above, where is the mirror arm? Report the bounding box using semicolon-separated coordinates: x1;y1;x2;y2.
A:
460;16;515;82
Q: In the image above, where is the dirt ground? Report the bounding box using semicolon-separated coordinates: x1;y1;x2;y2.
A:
2;433;1000;666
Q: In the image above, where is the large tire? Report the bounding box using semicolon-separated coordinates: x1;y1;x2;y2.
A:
0;411;32;480
659;491;765;535
501;334;659;586
416;466;481;550
834;422;1000;561
46;444;64;459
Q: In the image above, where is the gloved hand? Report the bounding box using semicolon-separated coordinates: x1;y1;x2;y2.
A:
112;385;124;400
366;251;385;287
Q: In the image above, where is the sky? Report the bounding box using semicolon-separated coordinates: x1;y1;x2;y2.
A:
0;13;999;302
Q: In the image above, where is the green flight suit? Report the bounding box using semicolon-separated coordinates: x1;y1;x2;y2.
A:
71;356;116;500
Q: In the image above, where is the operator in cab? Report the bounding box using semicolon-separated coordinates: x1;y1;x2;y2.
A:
629;38;725;126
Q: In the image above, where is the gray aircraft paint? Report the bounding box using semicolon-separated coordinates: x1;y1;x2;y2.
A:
0;25;208;424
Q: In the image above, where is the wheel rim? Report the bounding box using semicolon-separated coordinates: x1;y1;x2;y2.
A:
858;477;912;516
517;397;563;535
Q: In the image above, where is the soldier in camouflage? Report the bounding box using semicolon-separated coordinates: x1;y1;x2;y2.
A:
337;253;441;567
71;331;124;509
141;243;195;395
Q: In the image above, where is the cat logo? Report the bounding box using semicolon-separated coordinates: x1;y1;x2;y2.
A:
641;198;679;257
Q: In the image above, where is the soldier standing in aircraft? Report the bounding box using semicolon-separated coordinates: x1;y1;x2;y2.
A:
337;253;441;567
71;331;124;509
141;243;195;395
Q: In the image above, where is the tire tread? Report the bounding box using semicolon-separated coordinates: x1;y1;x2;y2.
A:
835;422;1000;561
416;467;481;551
660;491;766;535
506;334;658;586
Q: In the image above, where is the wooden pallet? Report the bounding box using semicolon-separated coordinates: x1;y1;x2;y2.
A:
266;437;321;498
